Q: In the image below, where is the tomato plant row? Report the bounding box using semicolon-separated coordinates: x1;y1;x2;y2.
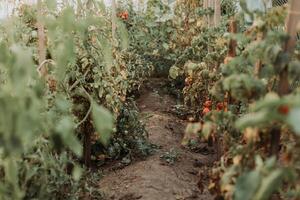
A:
168;1;300;199
0;1;155;199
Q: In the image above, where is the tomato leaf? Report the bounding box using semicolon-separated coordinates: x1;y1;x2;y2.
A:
253;169;284;200
233;171;261;200
287;108;300;135
92;103;114;146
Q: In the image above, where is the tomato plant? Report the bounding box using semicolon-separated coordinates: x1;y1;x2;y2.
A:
1;0;300;199
0;0;153;199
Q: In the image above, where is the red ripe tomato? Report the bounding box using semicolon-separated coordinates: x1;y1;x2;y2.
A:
118;11;129;20
216;102;224;111
204;100;212;108
278;105;290;115
123;12;129;19
202;107;211;115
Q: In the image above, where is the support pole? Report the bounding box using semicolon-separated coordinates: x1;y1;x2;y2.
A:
111;0;117;44
37;0;47;77
203;0;208;27
278;0;300;97
208;0;214;27
270;0;300;157
214;0;221;27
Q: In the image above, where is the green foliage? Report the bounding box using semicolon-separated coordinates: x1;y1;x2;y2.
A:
232;157;287;200
0;0;153;199
1;0;300;199
163;1;300;200
0;32;86;198
92;103;114;146
109;100;154;160
122;0;176;75
205;4;300;200
160;148;179;165
166;0;235;115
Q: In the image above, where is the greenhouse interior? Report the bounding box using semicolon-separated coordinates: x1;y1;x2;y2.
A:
0;0;299;200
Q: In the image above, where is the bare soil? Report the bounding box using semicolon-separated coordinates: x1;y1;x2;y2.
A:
99;78;213;200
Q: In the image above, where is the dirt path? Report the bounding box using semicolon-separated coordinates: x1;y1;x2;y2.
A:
99;78;213;200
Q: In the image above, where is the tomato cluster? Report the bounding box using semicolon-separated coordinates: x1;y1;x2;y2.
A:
202;100;227;116
118;11;129;20
202;100;212;115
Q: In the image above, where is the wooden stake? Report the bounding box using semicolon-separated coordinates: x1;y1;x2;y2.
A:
208;0;214;27
111;0;117;44
278;0;300;96
37;0;47;77
270;0;300;157
228;19;237;57
284;0;300;53
254;32;264;77
224;19;237;112
214;0;221;27
203;0;208;27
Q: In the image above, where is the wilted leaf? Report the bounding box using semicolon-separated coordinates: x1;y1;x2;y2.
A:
182;123;201;146
169;65;180;79
202;122;214;139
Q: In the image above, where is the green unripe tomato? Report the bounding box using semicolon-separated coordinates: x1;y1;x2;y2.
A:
31;30;38;38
